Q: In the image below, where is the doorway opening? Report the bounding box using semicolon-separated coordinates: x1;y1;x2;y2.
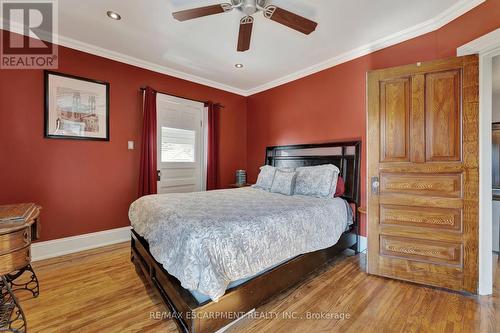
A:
458;28;500;295
492;56;500;256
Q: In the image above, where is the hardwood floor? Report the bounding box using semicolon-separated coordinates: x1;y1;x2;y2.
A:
21;243;178;332
18;242;499;332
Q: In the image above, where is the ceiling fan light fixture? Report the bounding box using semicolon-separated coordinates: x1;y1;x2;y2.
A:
235;63;244;68
171;1;318;51
107;11;121;20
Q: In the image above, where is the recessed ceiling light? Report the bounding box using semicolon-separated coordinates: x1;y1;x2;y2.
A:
107;11;121;20
235;64;244;68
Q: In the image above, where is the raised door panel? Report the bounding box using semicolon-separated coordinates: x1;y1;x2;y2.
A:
380;205;462;231
380;78;410;162
410;75;425;163
380;173;462;198
380;236;462;267
425;70;461;162
377;256;463;291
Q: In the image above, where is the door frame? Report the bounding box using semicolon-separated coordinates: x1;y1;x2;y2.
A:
457;28;500;295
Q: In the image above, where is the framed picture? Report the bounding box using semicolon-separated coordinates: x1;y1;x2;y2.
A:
44;71;109;141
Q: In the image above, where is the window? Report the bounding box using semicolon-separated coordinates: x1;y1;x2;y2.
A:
161;127;196;162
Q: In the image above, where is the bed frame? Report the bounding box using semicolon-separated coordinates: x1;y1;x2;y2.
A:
130;140;361;333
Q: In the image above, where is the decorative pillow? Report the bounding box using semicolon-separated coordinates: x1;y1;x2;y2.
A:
294;164;340;198
270;169;297;196
252;165;277;191
334;176;345;197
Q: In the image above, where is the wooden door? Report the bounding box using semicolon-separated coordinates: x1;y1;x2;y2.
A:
367;55;479;293
156;93;205;194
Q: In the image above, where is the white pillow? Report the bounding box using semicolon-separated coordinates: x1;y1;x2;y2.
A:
252;165;277;191
294;164;340;198
270;169;297;196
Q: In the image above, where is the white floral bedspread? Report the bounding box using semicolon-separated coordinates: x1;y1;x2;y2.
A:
129;187;350;301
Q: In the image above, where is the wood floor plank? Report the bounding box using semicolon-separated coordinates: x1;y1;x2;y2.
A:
15;242;500;333
20;243;177;333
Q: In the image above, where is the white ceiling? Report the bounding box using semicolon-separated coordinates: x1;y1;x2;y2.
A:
21;0;488;95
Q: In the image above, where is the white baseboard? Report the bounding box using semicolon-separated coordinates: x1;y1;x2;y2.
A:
359;236;367;252
31;226;131;262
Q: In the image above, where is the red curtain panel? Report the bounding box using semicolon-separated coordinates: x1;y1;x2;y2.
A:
206;102;220;190
138;87;157;197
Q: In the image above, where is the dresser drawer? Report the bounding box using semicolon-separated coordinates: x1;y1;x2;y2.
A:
0;246;30;275
0;227;30;255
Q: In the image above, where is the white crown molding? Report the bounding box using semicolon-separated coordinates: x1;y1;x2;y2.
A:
1;0;485;97
55;34;249;96
457;28;500;56
0;18;248;96
245;0;485;95
31;226;131;261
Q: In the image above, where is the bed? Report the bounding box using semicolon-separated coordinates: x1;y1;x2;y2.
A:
129;141;361;333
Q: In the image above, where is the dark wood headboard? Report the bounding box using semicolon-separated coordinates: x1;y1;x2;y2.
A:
265;141;361;207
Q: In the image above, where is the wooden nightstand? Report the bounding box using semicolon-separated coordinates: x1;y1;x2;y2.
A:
0;203;41;333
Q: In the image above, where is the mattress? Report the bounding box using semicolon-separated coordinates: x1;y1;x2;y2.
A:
129;187;352;302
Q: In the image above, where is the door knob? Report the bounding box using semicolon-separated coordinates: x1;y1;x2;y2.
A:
157;170;161;181
371;176;380;194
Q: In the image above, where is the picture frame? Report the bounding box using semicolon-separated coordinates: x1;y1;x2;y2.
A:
44;70;110;141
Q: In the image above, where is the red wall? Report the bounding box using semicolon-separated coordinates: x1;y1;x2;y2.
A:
246;0;500;236
1;0;499;242
0;42;247;241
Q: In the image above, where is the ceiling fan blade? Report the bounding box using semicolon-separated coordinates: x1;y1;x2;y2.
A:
264;6;317;35
173;3;232;22
237;16;253;52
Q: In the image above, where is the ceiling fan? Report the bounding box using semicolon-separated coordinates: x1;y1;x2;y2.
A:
172;0;318;52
